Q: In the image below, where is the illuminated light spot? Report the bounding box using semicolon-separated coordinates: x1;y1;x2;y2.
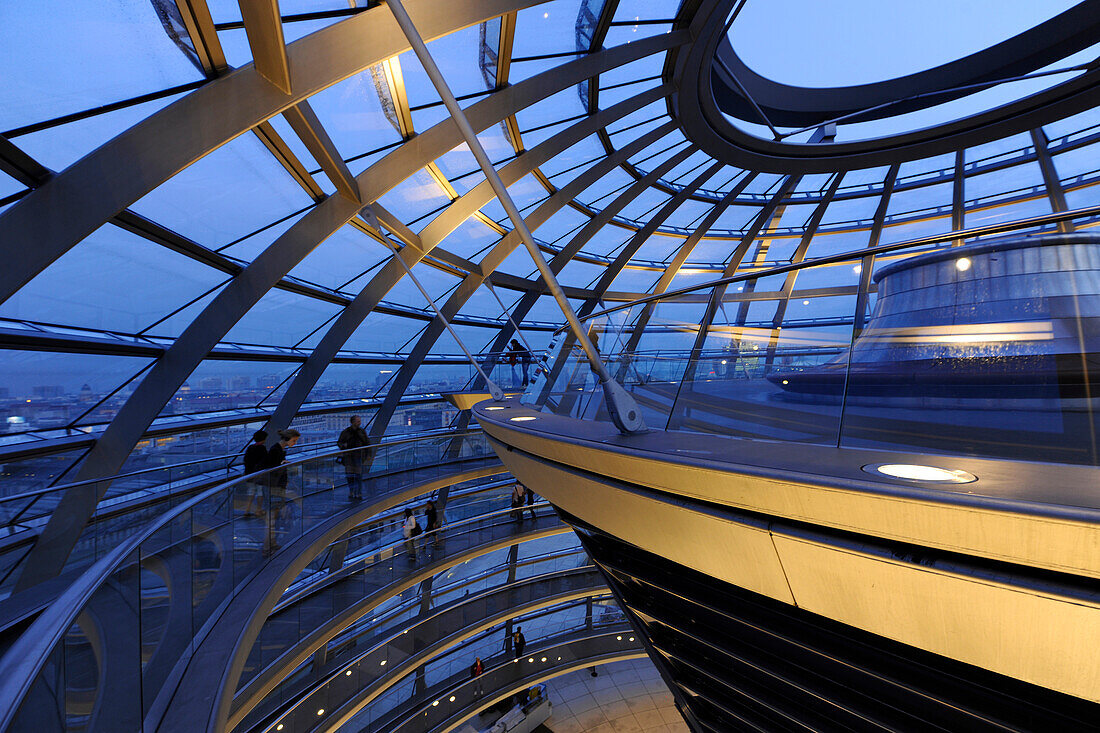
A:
277;726;284;731
449;696;456;702
956;257;972;272
853;264;862;274
510;416;537;422
345;670;352;676
629;637;635;641
528;657;534;662
541;657;547;662
543;11;548;17
432;701;439;707
557;656;562;661
485;406;505;411
803;300;810;305
782;380;789;385
864;463;977;483
317;709;325;716
380;660;387;666
617;635;622;641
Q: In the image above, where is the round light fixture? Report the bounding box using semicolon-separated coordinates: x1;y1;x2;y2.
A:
863;463;977;483
956;257;972;272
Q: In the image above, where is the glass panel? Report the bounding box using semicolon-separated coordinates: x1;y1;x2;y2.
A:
131;133;315;247
0;223;225;333
1;351;154;429
0;2;203;132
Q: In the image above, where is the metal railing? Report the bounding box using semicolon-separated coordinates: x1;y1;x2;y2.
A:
0;426;476;604
0;430;502;732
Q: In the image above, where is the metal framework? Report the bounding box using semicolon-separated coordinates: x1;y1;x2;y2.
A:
2;0;1100;605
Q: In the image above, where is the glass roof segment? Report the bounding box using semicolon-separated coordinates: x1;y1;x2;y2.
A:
130;133;315;247
0;223;227;334
12;91;192;171
0;1;205;133
729;0;1080;88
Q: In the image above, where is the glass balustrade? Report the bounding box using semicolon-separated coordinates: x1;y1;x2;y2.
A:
524;233;1100;465
2;431;503;732
239;545;592;732
237;500;562;690
303;596;629;733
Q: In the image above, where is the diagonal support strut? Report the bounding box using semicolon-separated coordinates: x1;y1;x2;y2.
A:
384;0;646;433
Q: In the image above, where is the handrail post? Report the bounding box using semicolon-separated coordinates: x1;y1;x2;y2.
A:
384;0;645;434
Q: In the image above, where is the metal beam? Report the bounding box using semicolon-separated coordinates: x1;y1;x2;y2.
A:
586;160;725;307
238;0;293;94
283;101;361;202
832;164;899;445
0;0;550;307
369;123;676;436
665;175;802;429
259;40;687;439
385;0;646;434
617;173;762;360
951;149;965;246
18;40;675;587
173;0;228;75
762;172;846;365
252;120;326;200
1030;127;1073;233
477;143;697;371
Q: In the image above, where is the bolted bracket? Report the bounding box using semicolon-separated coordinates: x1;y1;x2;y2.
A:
601;377;647;434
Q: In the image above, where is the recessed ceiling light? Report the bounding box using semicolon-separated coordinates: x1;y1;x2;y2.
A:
863;463;976;483
956;257;972;272
510;416;537;422
485;406;505;411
